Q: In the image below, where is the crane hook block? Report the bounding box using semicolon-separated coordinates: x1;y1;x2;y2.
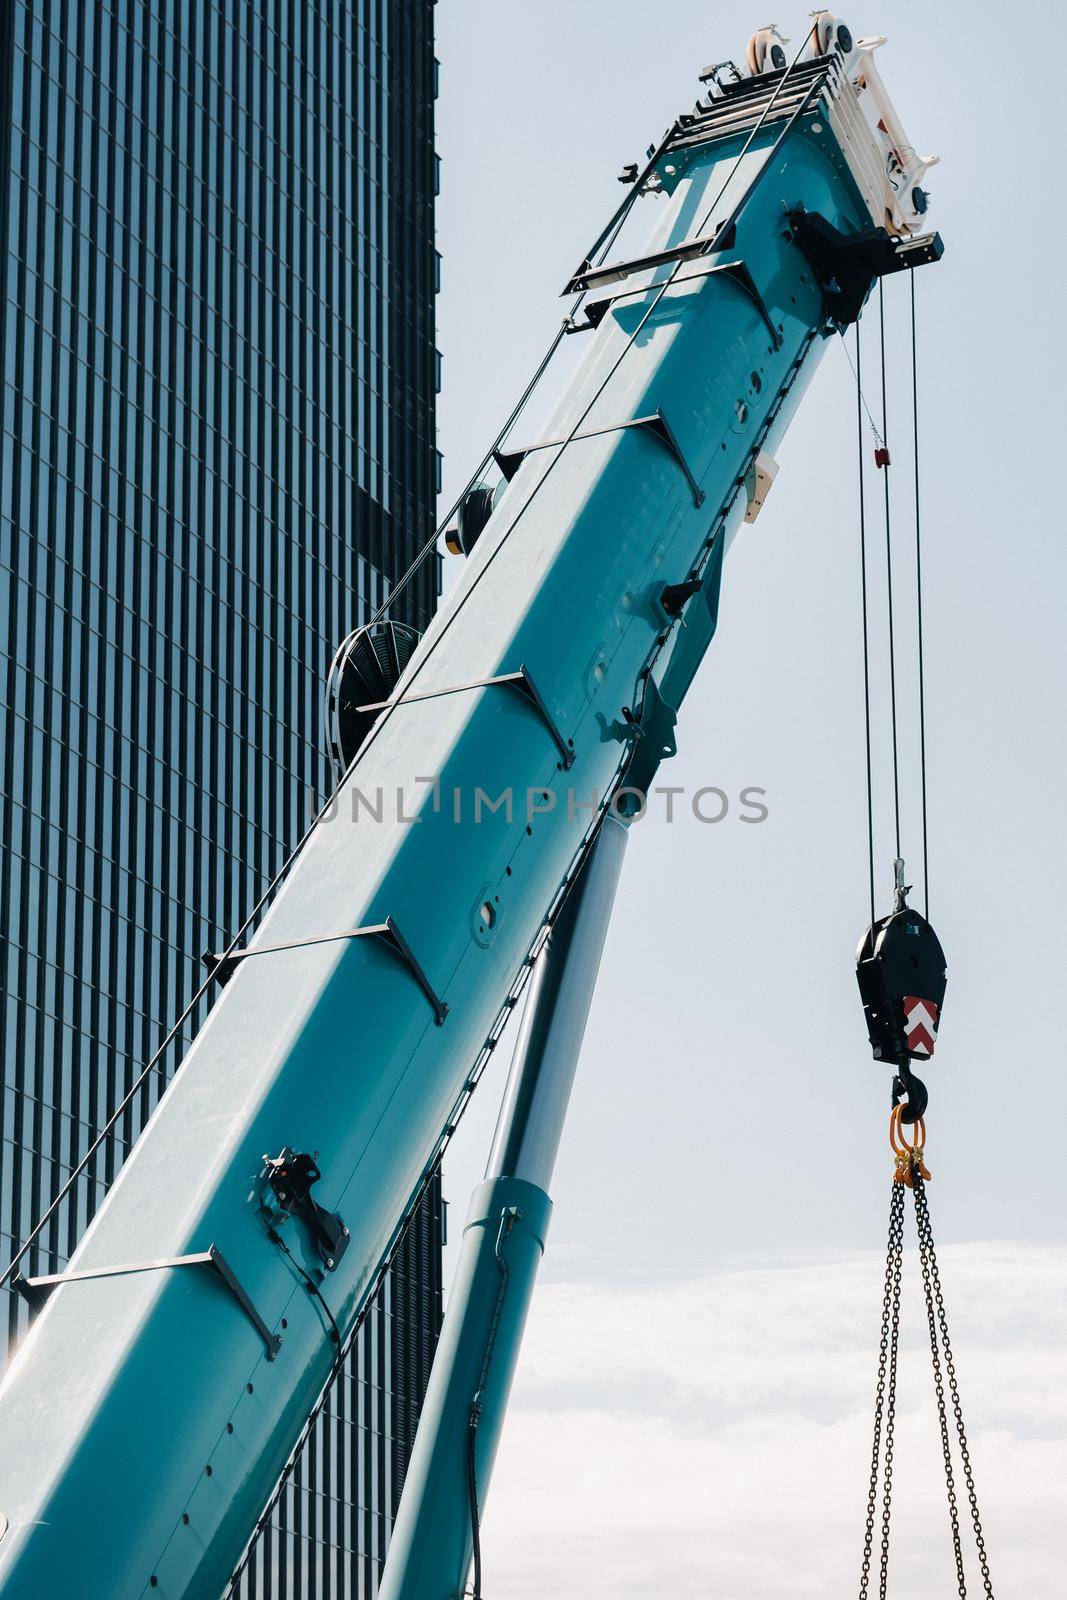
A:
855;908;947;1067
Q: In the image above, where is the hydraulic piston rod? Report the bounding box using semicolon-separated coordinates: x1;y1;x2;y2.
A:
379;816;629;1600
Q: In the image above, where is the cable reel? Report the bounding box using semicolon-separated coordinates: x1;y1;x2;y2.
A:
325;618;422;774
445;481;499;558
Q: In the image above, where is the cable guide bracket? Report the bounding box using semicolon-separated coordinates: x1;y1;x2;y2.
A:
203;916;448;1025
13;1245;282;1359
572;258;781;351
356;664;573;774
563;236;715;297
261;1149;350;1272
787;206;944;326
494;410;704;509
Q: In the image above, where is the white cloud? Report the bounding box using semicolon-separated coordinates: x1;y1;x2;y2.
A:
476;1242;1067;1598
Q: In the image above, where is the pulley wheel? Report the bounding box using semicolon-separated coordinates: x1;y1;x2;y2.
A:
325;620;421;773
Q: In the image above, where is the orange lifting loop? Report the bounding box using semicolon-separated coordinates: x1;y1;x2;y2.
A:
889;1102;932;1185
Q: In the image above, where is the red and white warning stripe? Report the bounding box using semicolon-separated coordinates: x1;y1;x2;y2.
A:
903;995;939;1057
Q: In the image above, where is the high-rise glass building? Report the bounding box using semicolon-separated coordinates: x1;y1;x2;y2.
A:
0;2;442;1593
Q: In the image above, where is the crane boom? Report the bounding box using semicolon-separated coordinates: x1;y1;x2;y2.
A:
0;27;939;1599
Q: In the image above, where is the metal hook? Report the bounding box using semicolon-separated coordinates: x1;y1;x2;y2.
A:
892;1065;928;1124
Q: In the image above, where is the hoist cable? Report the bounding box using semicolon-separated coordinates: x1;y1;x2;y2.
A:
878;280;903;862
840;331;886;451
856;325;876;930
910;274;930;917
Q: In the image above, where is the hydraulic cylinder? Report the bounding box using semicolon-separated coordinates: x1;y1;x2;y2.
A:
379;816;628;1600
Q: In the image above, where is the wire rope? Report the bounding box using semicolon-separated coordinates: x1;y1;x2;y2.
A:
910;273;930;916
856;324;876;929
878;279;903;863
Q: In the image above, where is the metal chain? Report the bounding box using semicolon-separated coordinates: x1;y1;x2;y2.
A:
860;1166;996;1600
913;1174;996;1599
859;1179;905;1600
878;1185;904;1600
915;1179;968;1596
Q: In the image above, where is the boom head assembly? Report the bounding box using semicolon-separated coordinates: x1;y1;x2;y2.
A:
738;12;939;237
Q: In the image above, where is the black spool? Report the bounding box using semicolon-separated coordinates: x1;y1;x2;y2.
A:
445;482;497;558
325;619;421;773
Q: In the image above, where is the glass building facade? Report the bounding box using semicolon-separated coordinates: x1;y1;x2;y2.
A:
0;1;442;1593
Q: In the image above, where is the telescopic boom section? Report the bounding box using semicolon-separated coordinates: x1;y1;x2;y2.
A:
0;26;939;1600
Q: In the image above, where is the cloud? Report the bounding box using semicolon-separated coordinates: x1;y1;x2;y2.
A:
476;1242;1066;1598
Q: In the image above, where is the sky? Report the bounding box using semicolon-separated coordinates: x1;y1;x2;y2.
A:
431;3;1067;1594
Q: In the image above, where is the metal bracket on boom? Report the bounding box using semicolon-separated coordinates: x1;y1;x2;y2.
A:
494;410;704;509
357;664;575;772
563;236;716;296
261;1150;350;1272
618;676;679;804
13;1245;282;1360
573;259;782;352
787;206;944;326
204;916;448;1025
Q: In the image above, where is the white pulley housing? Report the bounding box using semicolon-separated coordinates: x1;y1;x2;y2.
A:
808;10;856;61
745;26;788;76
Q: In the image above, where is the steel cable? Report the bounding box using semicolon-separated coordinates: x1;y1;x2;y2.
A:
856;324;876;930
878;280;903;862
910;274;930;917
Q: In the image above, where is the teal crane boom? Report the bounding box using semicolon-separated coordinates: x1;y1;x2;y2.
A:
0;20;940;1598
